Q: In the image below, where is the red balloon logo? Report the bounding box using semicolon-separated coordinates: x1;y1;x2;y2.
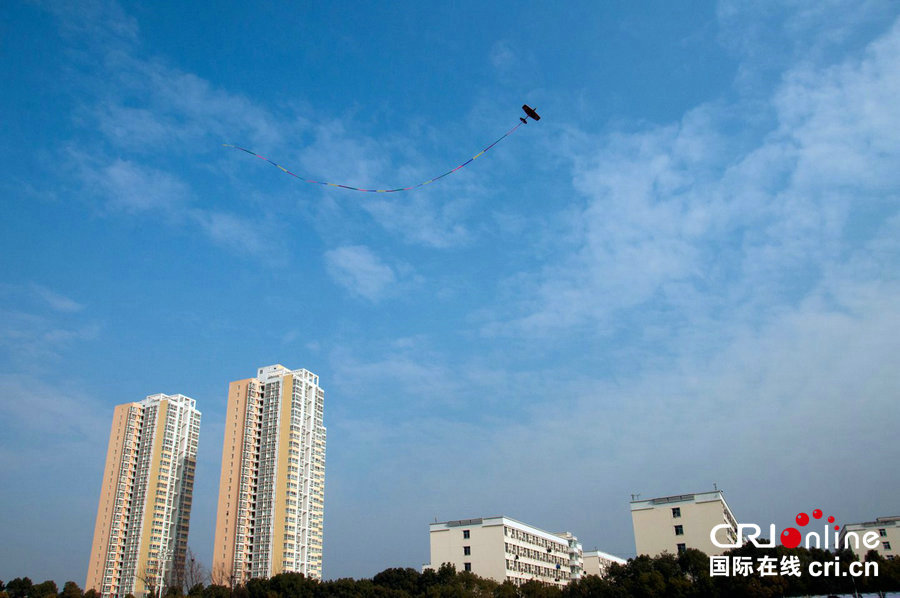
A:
781;527;802;549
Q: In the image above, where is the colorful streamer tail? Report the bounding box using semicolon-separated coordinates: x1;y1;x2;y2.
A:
224;116;531;193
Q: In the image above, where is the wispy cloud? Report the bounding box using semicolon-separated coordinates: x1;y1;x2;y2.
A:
295;118;477;249
91;158;191;214
90;57;285;153
716;0;896;90
190;209;281;259
0;283;97;365
44;0;139;48
324;245;401;301
41;0;294;262
74;156;278;258
30;284;85;313
490;40;516;71
0;372;117;583
489;17;900;344
50;0;484;263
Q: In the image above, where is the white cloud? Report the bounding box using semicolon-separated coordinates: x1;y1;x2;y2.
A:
0;283;99;366
55;1;481;257
94;158;191;214
0;373;118;583
28;284;85;313
716;0;896;91
296;118;476;249
73;154;279;258
91;57;285;153
491;18;900;342
360;194;472;248
490;40;516;71
324;245;399;301
189;209;278;259
45;0;139;48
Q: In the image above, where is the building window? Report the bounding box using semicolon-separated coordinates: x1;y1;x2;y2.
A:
464;563;471;572
463;530;470;539
677;543;686;554
880;529;888;537
674;525;684;536
464;546;471;555
672;507;681;518
884;542;892;551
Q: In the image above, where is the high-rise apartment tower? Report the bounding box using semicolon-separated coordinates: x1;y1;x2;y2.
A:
86;394;201;598
213;365;326;583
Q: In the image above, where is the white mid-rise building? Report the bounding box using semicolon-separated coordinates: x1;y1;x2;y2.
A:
582;550;626;577
631;490;738;557
426;516;581;587
839;516;899;561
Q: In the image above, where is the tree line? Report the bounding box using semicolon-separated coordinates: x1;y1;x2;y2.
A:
3;544;899;598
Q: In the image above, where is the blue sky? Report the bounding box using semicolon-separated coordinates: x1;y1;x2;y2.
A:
2;0;900;585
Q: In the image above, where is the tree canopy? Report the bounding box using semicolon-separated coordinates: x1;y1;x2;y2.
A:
6;546;900;598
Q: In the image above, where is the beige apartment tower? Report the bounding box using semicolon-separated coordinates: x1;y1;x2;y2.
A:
213;365;326;584
631;490;738;557
86;394;201;598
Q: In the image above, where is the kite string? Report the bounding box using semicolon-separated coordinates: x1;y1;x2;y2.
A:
223;118;527;193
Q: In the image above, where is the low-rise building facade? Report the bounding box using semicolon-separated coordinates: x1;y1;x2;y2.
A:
839;516;899;561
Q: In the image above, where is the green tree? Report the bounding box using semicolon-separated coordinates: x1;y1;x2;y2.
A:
84;590;101;598
59;582;83;598
31;581;58;598
163;585;184;598
6;578;33;598
493;581;518;598
456;571;497;597
373;568;420;595
268;571;318;598
563;574;625;598
324;577;392;598
200;586;229;598
244;578;268;598
518;579;561;598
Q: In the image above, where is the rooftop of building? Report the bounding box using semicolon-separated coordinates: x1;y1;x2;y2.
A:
583;550;627;564
841;516;900;530
430;516;576;544
257;364;319;385
140;393;198;410
630;489;729;510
